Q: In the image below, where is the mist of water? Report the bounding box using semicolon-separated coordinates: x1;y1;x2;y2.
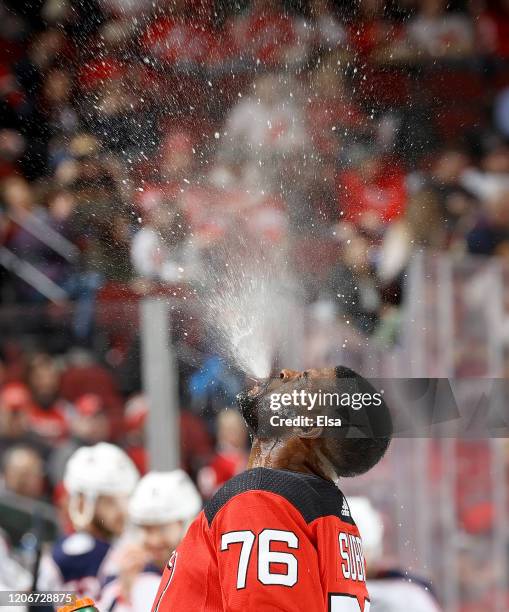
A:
197;240;298;380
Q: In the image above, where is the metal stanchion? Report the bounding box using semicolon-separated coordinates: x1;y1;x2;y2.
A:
140;298;179;470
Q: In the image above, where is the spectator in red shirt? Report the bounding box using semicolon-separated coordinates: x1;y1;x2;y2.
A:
26;353;68;442
60;356;125;434
477;0;509;59
140;0;215;65
347;0;395;60
337;148;406;232
227;0;306;66
0;382;52;458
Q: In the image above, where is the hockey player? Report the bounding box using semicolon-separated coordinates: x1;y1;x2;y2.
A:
348;497;442;612
37;443;139;603
152;365;392;611
98;470;201;611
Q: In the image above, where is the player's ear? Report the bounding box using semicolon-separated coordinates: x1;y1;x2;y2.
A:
295;425;323;439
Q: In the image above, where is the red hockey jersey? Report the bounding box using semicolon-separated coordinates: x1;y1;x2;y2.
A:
152;467;370;611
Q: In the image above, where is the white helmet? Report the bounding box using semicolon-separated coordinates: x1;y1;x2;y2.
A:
348;497;384;564
64;443;139;529
128;470;202;528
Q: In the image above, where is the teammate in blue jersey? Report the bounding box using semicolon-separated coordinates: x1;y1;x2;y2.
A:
37;443;139;605
98;470;202;612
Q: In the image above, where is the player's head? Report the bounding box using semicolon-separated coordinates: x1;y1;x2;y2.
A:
237;366;392;479
64;443;139;538
128;470;202;568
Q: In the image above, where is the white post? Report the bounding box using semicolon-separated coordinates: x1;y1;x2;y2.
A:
140;298;179;470
437;255;459;612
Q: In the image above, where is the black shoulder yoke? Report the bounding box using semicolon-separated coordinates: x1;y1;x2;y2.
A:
204;467;355;526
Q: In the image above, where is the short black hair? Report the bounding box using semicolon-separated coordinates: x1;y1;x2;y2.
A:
327;365;392;477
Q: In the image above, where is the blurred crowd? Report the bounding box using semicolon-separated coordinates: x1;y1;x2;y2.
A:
0;0;509;339
1;0;509;609
0;0;507;491
0;345;251;610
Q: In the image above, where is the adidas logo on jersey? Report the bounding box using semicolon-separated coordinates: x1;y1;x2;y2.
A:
341;498;351;517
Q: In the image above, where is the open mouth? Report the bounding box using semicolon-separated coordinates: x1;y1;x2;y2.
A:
237;378;270;406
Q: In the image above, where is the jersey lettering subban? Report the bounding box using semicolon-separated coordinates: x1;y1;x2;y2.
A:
152;467;370;612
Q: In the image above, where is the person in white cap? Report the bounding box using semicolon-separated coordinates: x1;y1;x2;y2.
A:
37;443;139;604
98;470;201;612
348;497;442;612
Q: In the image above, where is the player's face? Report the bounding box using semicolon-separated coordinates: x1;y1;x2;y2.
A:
237;368;337;433
139;522;184;569
94;494;129;538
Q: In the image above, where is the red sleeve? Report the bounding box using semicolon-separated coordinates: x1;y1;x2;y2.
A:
211;490;326;611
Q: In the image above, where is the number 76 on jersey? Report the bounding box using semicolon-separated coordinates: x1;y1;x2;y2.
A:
221;529;371;611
